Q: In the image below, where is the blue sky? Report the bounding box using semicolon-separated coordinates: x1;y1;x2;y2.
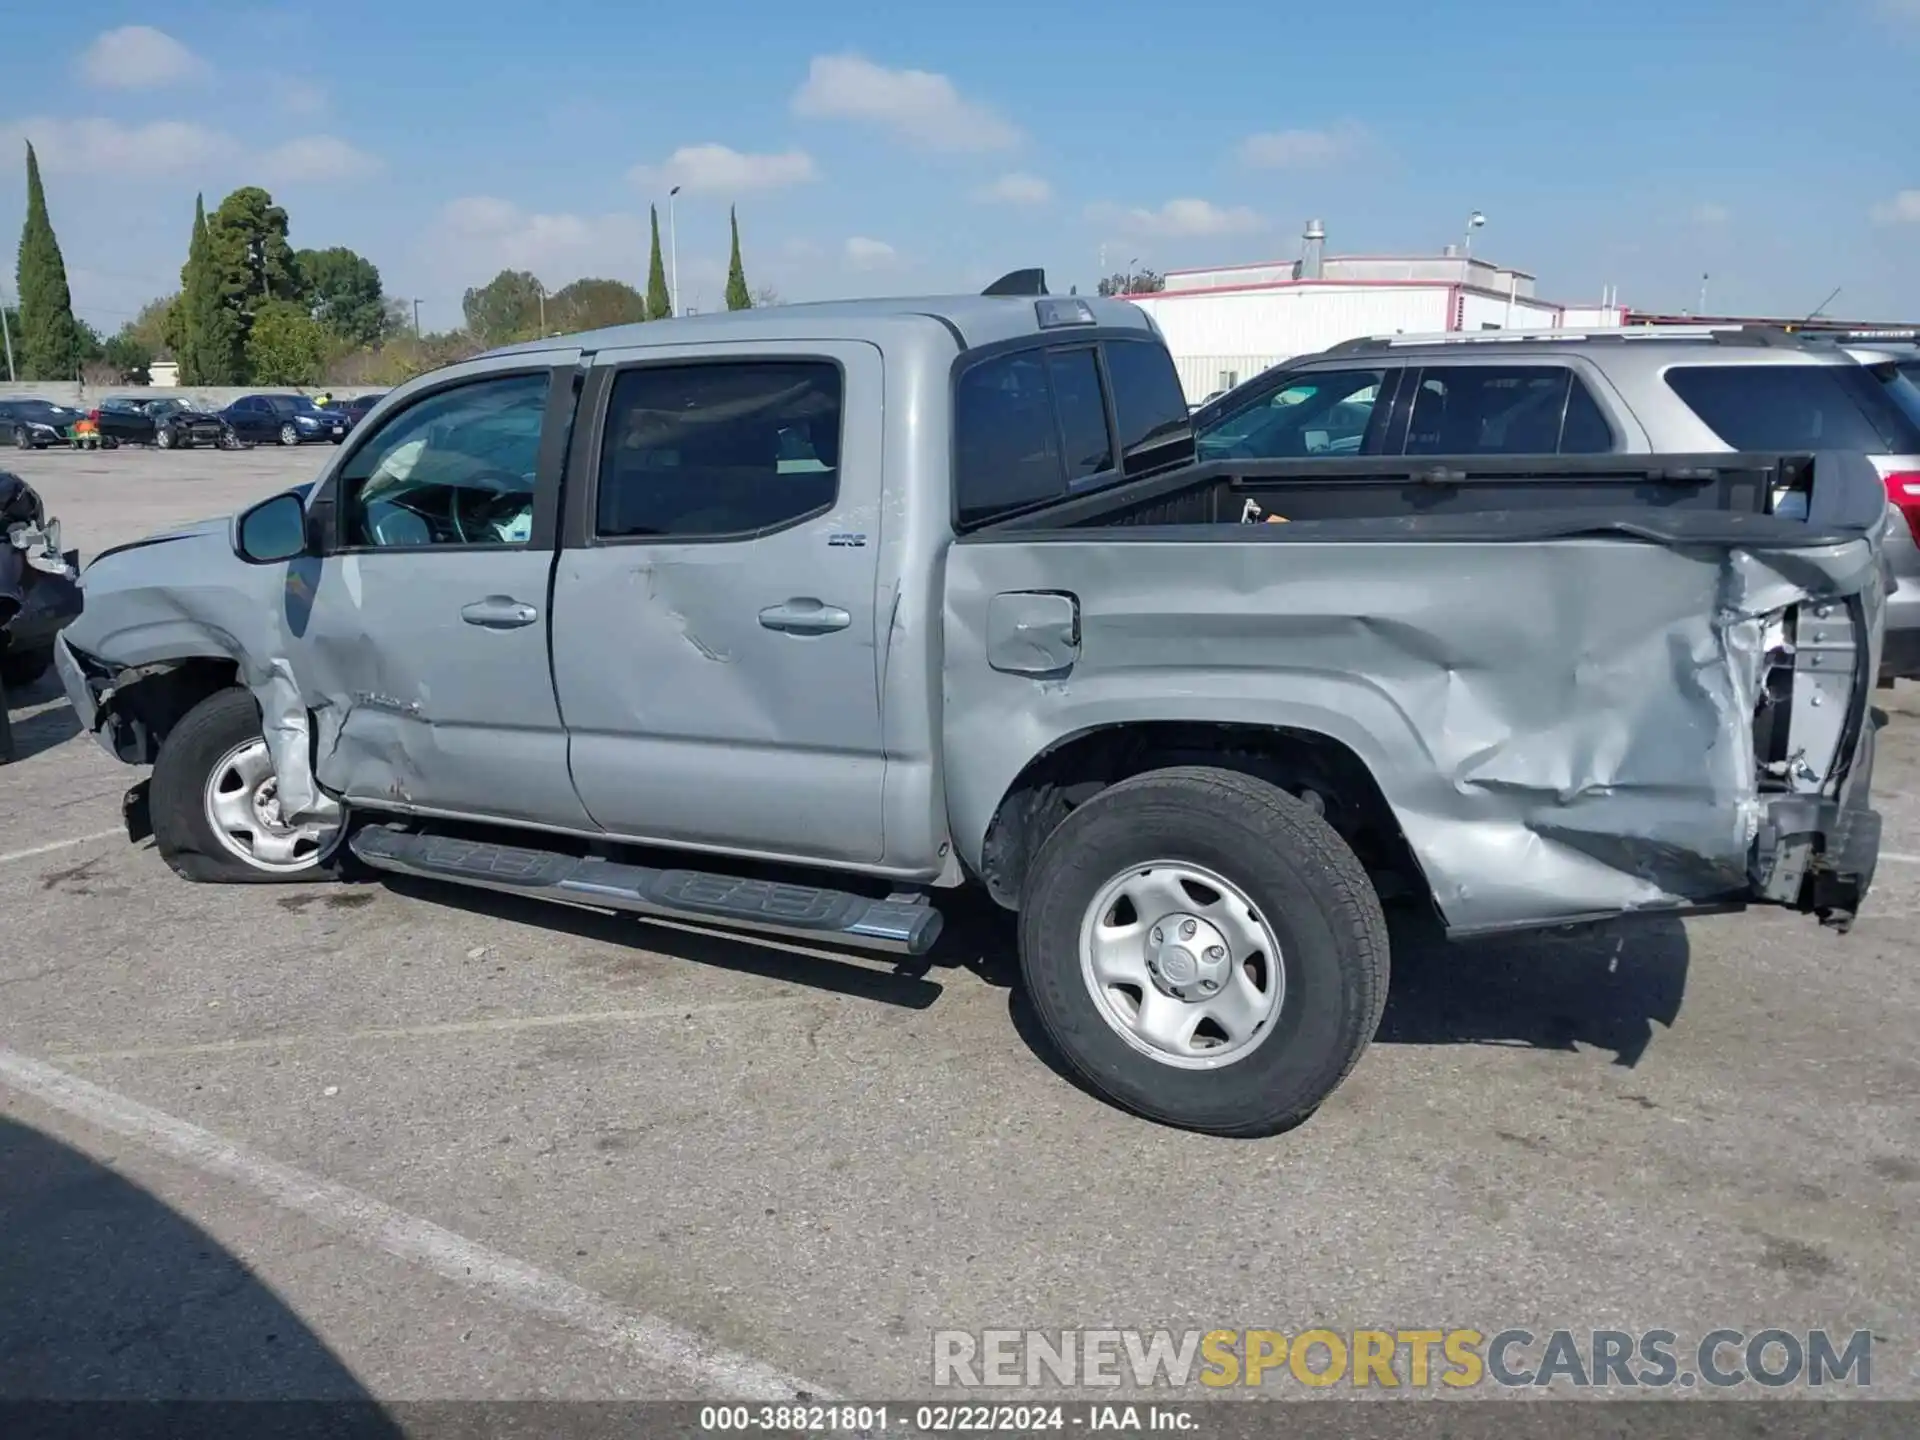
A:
4;0;1919;337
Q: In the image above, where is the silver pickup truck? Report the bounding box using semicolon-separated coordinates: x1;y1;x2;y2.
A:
52;277;1887;1136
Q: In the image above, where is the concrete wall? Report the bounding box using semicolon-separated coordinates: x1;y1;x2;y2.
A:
0;382;387;408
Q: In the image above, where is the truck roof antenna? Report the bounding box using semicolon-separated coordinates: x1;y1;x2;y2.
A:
983;269;1048;297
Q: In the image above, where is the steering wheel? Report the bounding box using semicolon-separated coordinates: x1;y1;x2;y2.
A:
445;469;533;544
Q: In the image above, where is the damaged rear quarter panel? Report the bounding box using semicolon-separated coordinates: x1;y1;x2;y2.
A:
942;530;1881;933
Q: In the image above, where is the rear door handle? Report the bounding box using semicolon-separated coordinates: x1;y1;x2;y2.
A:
759;598;851;634
460;595;539;629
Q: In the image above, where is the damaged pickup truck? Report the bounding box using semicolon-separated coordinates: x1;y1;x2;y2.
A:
53;279;1886;1135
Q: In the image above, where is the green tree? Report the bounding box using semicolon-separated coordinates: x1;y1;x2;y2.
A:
725;206;751;311
296;245;387;348
178;194;244;385
128;294;179;358
14;142;85;380
548;277;645;332
646;205;671;320
209;187;299;319
460;269;543;346
102;329;154;383
246;299;331;384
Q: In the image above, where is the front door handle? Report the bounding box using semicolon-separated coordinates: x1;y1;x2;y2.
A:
758;598;851;635
461;595;539;629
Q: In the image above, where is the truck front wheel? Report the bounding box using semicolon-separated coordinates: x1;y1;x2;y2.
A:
150;687;347;884
1018;765;1389;1137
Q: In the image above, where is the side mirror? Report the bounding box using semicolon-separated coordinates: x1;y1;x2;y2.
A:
234;491;311;564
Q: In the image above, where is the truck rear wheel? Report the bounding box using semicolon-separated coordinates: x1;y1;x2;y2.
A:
1018;765;1389;1137
150;687;347;884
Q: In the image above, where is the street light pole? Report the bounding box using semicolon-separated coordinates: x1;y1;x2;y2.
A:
668;185;681;318
0;287;14;383
412;298;422;337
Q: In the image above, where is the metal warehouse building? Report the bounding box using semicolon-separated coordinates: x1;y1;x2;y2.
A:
1127;220;1624;403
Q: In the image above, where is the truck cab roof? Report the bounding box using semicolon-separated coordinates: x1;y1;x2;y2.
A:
481;292;1161;363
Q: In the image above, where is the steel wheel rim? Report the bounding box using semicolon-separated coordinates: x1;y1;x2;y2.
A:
1078;860;1286;1070
280;424;297;445
202;738;344;873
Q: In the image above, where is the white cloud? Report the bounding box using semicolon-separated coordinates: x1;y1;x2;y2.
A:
630;143;818;194
259;135;381;183
1236;123;1363;169
78;26;208;89
1090;198;1265;238
1871;189;1920;223
792;53;1020;152
844;236;899;270
972;172;1052;205
432;196;650;282
1692;202;1732;225
0;116;237;174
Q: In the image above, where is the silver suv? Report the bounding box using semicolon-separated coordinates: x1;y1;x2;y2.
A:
1191;324;1920;681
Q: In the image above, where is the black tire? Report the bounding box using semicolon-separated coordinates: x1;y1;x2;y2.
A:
218;428;241;451
149;687;344;885
0;644;53;688
278;422;299;447
1018;765;1389;1137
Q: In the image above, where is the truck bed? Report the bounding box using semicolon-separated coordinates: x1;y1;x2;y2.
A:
943;450;1885;937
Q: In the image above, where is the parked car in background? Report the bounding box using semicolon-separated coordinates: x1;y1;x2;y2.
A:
321;392;387;432
219;394;347;447
1190;323;1920;682
0;398;85;449
94;397;238;450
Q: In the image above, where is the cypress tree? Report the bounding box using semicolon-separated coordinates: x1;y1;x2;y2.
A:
15;142;84;381
179;194;244;385
725;207;751;311
645;205;671;321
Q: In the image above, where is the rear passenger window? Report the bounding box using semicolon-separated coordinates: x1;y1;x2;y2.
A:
1047;348;1113;482
1104;339;1196;475
595;361;842;539
1559;378;1614;453
955;351;1064;528
1665;365;1920;453
1404;366;1597;455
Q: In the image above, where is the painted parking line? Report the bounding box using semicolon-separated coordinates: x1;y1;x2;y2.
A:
0;1044;832;1402
0;828;125;867
49;994;803;1065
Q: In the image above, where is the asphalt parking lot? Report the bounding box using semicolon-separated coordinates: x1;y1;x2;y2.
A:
2;442;1918;1408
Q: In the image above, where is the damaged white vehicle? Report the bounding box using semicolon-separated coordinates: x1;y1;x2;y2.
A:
54;277;1887;1135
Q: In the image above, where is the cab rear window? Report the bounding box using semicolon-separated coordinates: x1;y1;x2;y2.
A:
953;337;1194;530
1665;364;1920;454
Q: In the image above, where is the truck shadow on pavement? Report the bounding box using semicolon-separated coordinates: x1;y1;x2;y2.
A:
377;874;947;1010
0;675;79;764
0;1113;401;1431
960;900;1690;1108
371;876;1686;1084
